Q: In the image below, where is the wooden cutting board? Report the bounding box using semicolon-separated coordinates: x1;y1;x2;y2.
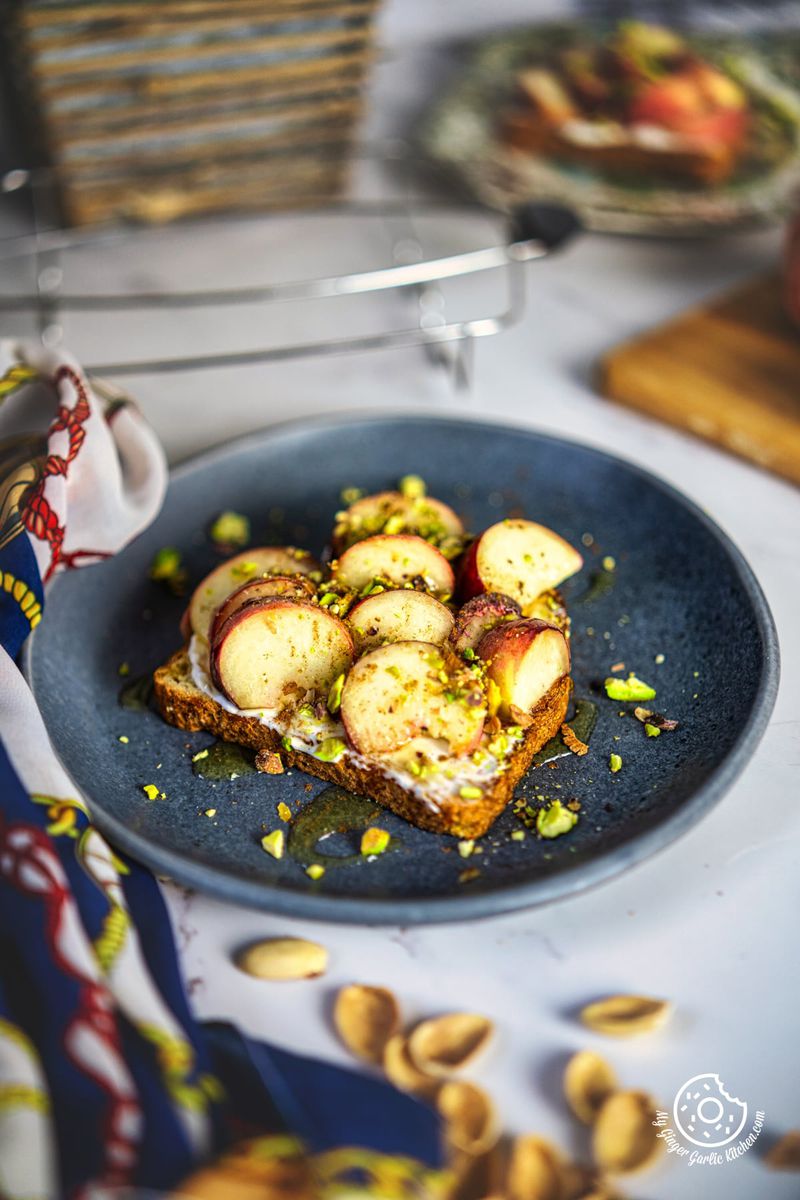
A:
599;274;800;487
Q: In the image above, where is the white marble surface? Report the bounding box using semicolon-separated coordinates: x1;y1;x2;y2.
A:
5;2;800;1195
160;221;800;1199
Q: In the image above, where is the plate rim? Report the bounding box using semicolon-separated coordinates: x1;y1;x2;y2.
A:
24;412;781;924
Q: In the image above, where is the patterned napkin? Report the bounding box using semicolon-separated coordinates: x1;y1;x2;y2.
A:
0;342;443;1199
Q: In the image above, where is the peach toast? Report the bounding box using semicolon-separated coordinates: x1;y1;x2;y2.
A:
154;480;583;839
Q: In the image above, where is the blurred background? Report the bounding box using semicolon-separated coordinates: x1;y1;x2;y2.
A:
0;0;798;481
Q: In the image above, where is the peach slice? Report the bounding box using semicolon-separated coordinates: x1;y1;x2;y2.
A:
460;519;582;612
450;592;521;655
347;589;454;654
333;490;464;554
211;598;353;711
188;547;321;639
340;641;485;757
333;534;455;598
477;618;570;723
210;574;316;643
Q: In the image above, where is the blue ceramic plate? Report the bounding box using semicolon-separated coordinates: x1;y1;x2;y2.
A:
25;416;779;924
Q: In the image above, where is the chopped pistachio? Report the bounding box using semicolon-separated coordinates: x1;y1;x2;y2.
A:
457;839;475;858
149;546;182;581
231;560;258;580
610;753;623;773
459;785;483;800
118;661;130;677
536;800;578;839
142;784;159;800
118;735;129;744
399;474;426;500
209;510;250;548
361;827;390;856
277;801;292;823
261;830;285;859
382;514;405;535
306;863;325;880
511;829;526;841
644;723;661;738
340;486;364;505
204;808;216;818
654;653;665;665
327;672;345;714
281;735;293;752
604;674;656;702
192;748;209;762
315;737;346;763
602;555;616;571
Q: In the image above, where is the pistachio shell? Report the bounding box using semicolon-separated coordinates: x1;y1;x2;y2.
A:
438;1080;499;1155
580;995;671;1037
506;1136;564;1200
333;984;400;1063
408;1012;494;1076
235;937;328;981
564;1050;617;1124
383;1034;440;1098
559;1162;606;1200
592;1090;662;1174
448;1146;506;1200
765;1131;800;1170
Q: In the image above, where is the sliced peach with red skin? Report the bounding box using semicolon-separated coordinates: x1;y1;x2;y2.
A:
347;589;454;654
333;534;454;597
340;641;485;757
333;490;464;554
460;519;582;613
450;592;521;655
188;546;321;639
211;597;353;712
211;574;316;642
477;618;570;724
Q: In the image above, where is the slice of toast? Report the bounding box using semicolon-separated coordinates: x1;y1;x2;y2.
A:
154;647;571;840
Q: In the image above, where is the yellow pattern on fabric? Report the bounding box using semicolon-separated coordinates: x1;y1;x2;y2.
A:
138;1023;221;1113
0;572;41;629
0;364;37;402
0;1084;50;1114
93;904;128;973
314;1146;450;1198
0;1018;37;1058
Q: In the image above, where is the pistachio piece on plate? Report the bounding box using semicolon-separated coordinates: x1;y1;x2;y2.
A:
235;937;328;981
592;1090;662;1174
333;984;400;1063
408;1012;493;1076
564;1050;618;1124
438;1079;499;1155
580;994;671;1036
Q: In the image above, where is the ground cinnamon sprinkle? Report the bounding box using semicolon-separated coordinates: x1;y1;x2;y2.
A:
561;723;589;757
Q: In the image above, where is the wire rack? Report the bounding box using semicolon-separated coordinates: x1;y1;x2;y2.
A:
0;148;579;392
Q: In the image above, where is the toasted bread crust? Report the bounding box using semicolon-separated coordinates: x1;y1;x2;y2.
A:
153;648;571;839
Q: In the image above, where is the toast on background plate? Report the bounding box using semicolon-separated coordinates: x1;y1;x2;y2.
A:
153;479;583;840
500;22;751;185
